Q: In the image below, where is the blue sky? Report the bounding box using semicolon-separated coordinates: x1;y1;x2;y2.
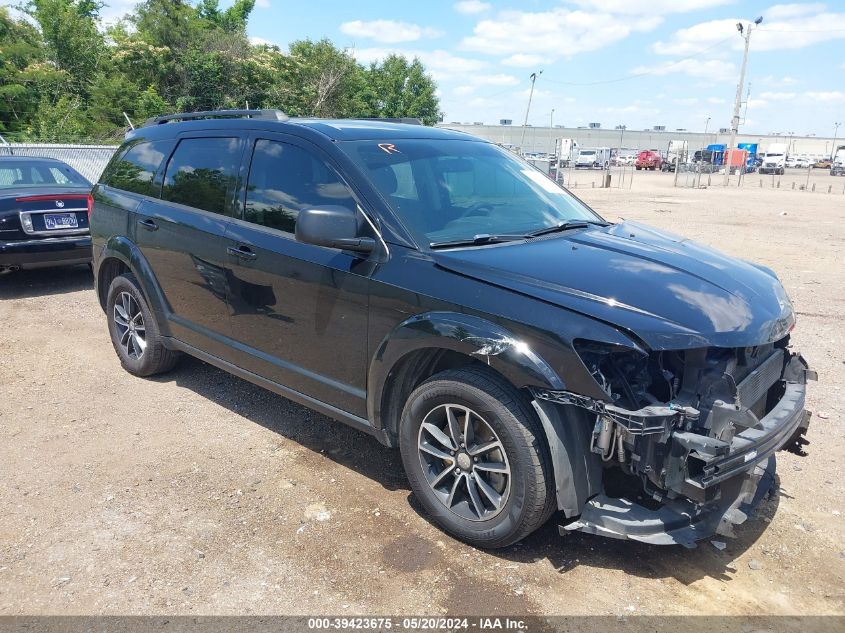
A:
106;1;844;135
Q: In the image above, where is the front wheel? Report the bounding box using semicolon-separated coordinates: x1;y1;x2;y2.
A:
399;367;555;548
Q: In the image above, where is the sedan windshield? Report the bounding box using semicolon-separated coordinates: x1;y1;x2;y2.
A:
0;160;90;189
340;139;603;246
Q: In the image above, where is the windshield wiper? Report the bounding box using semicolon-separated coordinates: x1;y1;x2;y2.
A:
429;234;526;249
524;219;607;238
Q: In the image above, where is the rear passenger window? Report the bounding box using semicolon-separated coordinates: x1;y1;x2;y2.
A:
244;139;356;234
162;137;242;215
104;140;175;196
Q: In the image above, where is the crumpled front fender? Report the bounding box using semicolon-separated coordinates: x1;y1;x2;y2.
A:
367;311;566;434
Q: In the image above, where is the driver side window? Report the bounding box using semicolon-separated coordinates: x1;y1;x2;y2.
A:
244;139;357;234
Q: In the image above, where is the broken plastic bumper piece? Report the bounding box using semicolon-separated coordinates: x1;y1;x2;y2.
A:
537;352;814;545
561;455;776;548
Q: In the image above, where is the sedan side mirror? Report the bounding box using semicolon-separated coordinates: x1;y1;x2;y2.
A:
295;206;375;254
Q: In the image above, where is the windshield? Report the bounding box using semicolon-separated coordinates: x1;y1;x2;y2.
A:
0;160;89;189
579;151;596;156
341;139;602;246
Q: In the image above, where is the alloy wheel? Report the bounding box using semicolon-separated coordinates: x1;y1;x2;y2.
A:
417;404;511;521
113;291;146;360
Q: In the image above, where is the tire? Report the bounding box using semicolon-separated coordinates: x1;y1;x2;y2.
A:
399;367;555;548
106;273;179;377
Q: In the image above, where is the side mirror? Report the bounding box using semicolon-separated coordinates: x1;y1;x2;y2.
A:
295;205;375;254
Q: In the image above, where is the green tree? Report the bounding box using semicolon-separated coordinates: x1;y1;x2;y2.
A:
24;0;105;91
0;2;442;140
273;39;368;118
0;7;46;135
363;55;440;125
197;0;255;33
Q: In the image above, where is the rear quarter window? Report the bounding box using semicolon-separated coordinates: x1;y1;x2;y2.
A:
102;139;175;197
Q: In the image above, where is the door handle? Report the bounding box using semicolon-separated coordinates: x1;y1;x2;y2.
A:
137;218;158;231
227;245;257;260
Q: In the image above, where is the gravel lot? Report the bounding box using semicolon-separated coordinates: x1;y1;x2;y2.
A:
1;171;843;616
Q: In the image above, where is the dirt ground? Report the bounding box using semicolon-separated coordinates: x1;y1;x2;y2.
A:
1;170;843;617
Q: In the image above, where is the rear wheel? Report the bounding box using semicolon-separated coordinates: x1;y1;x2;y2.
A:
399;367;555;548
106;273;179;376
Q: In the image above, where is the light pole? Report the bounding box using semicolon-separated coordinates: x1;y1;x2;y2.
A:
725;16;763;184
520;70;542;149
704;116;711;135
832;122;841;160
550;109;555;129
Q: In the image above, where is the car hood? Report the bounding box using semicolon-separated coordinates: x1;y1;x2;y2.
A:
432;221;795;350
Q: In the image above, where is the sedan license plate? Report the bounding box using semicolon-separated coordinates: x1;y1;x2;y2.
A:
43;213;78;230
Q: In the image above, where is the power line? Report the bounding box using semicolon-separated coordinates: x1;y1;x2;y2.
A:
757;27;845;32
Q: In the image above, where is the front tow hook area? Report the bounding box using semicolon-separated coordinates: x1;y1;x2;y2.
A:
561;456;777;548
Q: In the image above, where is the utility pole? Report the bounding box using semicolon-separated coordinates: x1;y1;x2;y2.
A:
520;70;542;149
832;122;841;160
550;109;554;129
725;16;762;185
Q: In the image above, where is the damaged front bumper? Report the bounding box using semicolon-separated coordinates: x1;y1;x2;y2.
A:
534;351;816;547
564;456;776;547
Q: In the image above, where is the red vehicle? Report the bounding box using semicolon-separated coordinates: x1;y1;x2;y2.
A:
635;150;662;170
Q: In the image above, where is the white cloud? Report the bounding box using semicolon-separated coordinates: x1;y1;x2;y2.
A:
513;87;552;99
340;20;443;44
571;0;734;15
470;73;520;86
461;8;661;56
454;0;490;15
601;103;659;115
806;90;845;103
632;59;737;82
747;90;845;106
351;48;488;82
757;75;799;89
451;73;520;96
468;96;499;109
765;3;826;20
501;53;546;68
672;97;698;106
654;7;845;56
255;0;271;8
759;91;797;101
707;97;727;104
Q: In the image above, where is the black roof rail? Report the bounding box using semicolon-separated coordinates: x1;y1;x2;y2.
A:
352;117;423;125
143;109;289;127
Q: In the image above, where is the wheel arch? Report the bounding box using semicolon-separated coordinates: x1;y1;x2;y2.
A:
368;312;565;446
96;236;171;335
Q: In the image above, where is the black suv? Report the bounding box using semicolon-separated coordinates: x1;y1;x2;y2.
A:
90;110;814;548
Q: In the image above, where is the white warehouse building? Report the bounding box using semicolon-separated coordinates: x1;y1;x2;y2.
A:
436;123;842;157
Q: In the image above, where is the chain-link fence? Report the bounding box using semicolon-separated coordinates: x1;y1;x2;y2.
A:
0;143;118;184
